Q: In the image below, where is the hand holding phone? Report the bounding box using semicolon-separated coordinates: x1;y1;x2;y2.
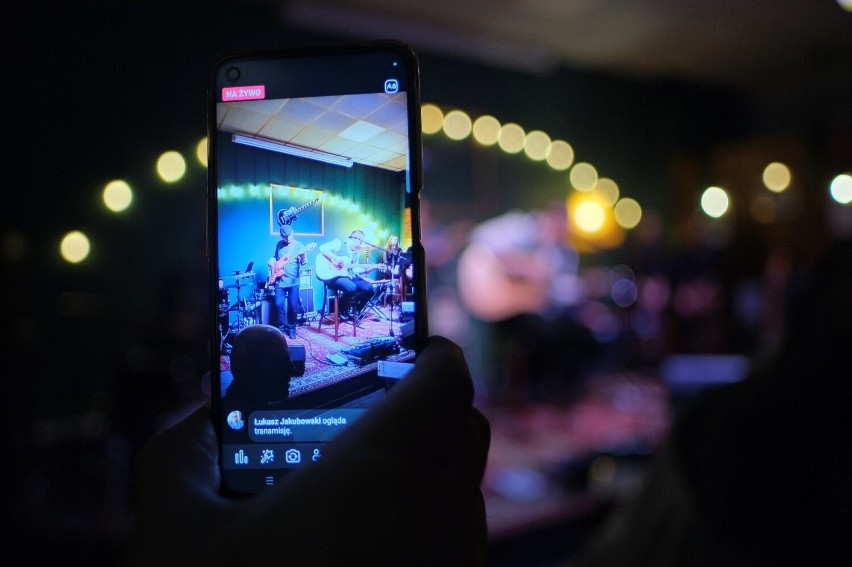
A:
208;42;428;493
124;337;490;566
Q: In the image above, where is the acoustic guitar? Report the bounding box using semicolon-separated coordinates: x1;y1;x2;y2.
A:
315;253;385;282
456;242;553;322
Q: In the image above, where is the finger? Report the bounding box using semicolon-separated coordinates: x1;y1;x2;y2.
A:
328;335;478;459
133;404;223;513
126;405;235;566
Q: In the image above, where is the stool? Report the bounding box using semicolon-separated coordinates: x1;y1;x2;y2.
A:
318;282;356;341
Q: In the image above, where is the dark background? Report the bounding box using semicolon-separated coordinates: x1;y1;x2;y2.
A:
3;1;851;564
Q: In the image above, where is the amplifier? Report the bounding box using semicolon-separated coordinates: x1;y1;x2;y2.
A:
299;288;315;315
289;344;306;376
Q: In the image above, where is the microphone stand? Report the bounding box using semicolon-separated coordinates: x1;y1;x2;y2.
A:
386;254;401;338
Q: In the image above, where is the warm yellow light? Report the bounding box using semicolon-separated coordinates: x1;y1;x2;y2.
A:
593;178;620;206
498;123;525;154
472;115;501;146
60;230;91;263
102;179;133;212
523;130;551;161
830;174;852;204
701;186;730;218
762;162;791;193
421;104;444;135
614;198;642;229
443;110;472;140
570;162;598;191
196;137;208;167
546;140;574;171
574;200;606;233
157;151;187;183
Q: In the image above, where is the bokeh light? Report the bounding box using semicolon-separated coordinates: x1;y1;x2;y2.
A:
196;137;208;167
546;140;574;171
102;179;133;212
60;230;91;263
762;162;791;193
570;162;598;191
442;109;472;140
593;178;620;206
830;174;852;204
614;198;642;229
421;103;444;134
574;200;606;233
472;115;501;146
498;123;526;154
156;151;187;183
523;130;551;161
701;186;730;218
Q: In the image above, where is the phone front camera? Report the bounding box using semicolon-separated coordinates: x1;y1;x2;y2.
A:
225;67;241;82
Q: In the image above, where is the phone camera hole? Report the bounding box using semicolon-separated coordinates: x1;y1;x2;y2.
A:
225;67;241;82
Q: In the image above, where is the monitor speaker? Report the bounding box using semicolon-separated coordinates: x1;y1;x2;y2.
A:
289;344;306;376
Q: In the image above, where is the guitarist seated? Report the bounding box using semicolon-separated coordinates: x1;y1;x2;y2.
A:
317;229;376;321
268;225;310;339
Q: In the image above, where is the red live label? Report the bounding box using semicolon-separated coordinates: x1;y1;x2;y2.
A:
221;85;266;101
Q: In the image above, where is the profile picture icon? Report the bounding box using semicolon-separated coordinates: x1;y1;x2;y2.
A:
227;410;245;430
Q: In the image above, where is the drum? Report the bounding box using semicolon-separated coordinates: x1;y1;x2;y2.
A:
218;289;230;330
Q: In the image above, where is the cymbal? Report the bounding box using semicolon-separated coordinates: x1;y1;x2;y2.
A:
233;271;256;279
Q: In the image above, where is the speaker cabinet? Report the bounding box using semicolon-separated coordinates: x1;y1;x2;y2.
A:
299;287;315;315
289;344;306;376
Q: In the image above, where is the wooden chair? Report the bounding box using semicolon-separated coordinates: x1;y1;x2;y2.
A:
317;282;356;341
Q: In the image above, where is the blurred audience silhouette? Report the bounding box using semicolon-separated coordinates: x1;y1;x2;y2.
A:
579;238;852;566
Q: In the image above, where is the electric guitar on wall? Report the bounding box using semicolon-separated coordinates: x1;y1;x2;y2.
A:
267;241;317;286
277;197;321;226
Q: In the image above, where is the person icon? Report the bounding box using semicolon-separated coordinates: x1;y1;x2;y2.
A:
226;410;245;430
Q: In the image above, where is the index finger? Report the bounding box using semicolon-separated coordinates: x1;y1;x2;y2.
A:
327;335;480;459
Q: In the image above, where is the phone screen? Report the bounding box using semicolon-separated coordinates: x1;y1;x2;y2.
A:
207;43;425;494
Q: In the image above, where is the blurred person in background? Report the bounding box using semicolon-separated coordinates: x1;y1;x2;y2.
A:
458;203;596;406
579;238;852;566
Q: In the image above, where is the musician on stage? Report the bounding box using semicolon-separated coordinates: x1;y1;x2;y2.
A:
318;229;374;320
383;235;402;270
382;234;405;302
268;225;306;339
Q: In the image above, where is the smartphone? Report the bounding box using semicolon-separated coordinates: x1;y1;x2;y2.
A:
207;42;426;494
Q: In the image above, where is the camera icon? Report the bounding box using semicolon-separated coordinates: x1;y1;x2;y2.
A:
384;79;399;94
285;448;301;464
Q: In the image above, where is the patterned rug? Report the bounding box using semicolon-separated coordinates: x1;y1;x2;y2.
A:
249;303;412;398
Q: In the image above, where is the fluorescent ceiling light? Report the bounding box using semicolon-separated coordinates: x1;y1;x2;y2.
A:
232;134;353;168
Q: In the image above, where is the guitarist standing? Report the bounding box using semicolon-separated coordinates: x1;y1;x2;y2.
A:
269;225;307;339
318;229;375;321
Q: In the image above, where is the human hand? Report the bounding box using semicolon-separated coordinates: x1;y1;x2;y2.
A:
123;336;490;566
